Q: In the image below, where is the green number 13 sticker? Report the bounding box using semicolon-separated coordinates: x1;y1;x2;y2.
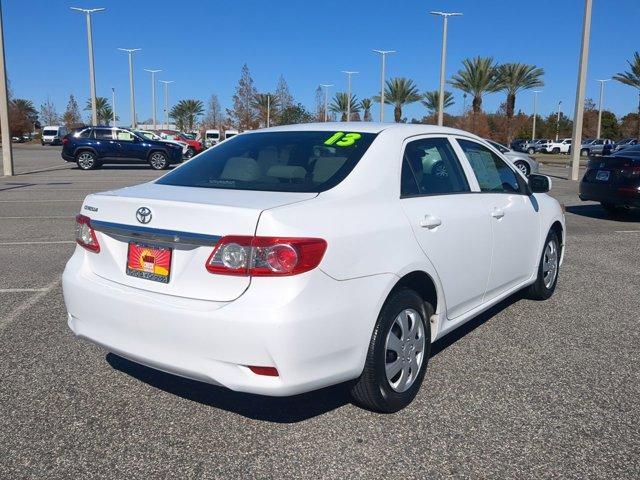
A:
324;132;362;147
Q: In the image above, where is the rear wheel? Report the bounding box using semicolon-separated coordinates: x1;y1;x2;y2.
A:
526;230;560;300
527;147;535;155
350;288;432;413
514;160;530;176
552;147;560;154
149;151;169;170
601;202;621;214
580;148;589;156
75;151;97;170
184;147;196;159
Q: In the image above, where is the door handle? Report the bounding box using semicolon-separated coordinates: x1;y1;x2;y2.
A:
420;214;442;229
491;208;505;219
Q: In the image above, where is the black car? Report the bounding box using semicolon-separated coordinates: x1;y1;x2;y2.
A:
61;126;184;170
579;145;640;213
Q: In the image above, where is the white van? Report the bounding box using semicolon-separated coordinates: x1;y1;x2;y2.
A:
224;129;239;141
205;129;220;148
41;126;68;146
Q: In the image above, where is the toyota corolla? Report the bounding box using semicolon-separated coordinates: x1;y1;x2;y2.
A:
63;123;565;412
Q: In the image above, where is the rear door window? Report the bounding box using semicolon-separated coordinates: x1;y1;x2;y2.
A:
93;128;113;140
401;137;470;197
157;131;377;193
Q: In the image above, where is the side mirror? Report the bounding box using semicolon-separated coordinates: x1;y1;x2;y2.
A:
529;174;552;193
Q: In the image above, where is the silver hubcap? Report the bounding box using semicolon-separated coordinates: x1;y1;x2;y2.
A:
516;162;528;175
542;239;559;289
150;153;166;169
385;308;426;393
78;153;93;169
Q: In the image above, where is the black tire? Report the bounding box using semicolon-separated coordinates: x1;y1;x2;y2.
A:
148;151;169;170
75;150;97;170
527;147;535;155
350;288;432;413
552;148;560;154
184;147;196;159
514;160;530;177
580;148;589;156
526;230;560;300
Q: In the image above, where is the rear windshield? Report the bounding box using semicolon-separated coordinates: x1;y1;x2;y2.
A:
156;130;377;193
43;129;58;136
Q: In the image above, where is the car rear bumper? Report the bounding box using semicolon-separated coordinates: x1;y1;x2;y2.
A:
62;249;394;396
579;182;640;206
61;151;74;162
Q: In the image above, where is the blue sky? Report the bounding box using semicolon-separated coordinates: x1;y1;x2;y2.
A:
5;0;640;126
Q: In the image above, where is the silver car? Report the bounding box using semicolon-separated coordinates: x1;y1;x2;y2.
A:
486;139;539;177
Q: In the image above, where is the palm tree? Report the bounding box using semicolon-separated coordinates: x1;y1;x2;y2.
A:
330;92;360;121
170;99;204;131
84;97;114;125
360;98;372;121
421;90;455;115
495;63;544;118
613;51;640;139
449;56;501;113
252;93;279;127
373;77;421;122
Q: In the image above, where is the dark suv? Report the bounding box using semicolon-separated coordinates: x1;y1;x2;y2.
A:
61;126;184;170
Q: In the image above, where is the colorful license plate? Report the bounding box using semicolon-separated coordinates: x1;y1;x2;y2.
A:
126;242;172;283
596;170;610;181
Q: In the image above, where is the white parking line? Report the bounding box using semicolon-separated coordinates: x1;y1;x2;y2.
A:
0;240;75;245
0;278;60;333
0;200;82;203
0;216;72;219
615;230;640;233
0;288;49;293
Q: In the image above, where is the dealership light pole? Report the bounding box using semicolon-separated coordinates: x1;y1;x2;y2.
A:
0;1;13;176
266;94;271;128
596;79;610;138
532;90;541;140
320;84;333;122
70;7;105;126
555;100;562;141
373;50;395;122
570;0;593;181
430;11;462;126
118;48;141;128
159;80;174;129
342;71;358;121
111;87;116;126
144;69;161;130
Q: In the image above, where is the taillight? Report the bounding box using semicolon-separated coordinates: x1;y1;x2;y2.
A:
75;214;100;253
206;236;327;276
62;136;69;145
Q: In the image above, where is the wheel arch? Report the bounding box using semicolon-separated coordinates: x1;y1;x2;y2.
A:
549;220;565;262
74;146;98;157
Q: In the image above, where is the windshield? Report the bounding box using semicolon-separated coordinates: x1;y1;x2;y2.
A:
43;129;57;136
136;131;160;141
156;131;377;193
206;132;220;139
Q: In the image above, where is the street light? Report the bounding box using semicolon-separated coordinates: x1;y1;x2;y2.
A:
430;11;462;126
70;7;105;126
144;69;162;130
570;0;593;181
373;50;395;122
118;48;141;128
532;90;542;140
266;94;271;128
341;71;358;121
320;84;333;122
555;100;562;141
111;87;116;126
159;80;174;129
596;79;611;138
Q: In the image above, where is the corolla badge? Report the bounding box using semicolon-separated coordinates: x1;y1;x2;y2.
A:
136;207;152;224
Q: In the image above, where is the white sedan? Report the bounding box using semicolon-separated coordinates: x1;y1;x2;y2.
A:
63;123;565;412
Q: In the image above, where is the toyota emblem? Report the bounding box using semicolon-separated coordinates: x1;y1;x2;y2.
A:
136;207;152;224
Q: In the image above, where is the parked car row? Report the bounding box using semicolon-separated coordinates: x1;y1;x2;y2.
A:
512;137;640;157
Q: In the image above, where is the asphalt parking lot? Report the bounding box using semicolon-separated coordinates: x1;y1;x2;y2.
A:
1;145;639;479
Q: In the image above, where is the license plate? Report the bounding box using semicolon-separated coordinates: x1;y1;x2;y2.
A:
595;170;610;181
126;242;172;283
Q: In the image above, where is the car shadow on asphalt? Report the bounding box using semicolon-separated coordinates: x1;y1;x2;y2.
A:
566;204;640;222
106;353;352;423
106;292;528;423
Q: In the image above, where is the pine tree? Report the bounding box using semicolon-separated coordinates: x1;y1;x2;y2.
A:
40;96;59;125
203;94;222;128
62;94;82;129
314;86;324;121
274;75;294;116
226;64;259;130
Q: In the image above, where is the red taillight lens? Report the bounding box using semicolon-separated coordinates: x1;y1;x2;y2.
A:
206;236;327;276
75;214;100;253
248;366;279;377
62;136;69;145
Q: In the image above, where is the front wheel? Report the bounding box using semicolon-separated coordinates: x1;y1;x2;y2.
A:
350;288;432;413
184;147;196;159
527;147;535;155
526;230;560;300
601;202;621;214
580;148;589;156
514;160;530;177
149;151;169;170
